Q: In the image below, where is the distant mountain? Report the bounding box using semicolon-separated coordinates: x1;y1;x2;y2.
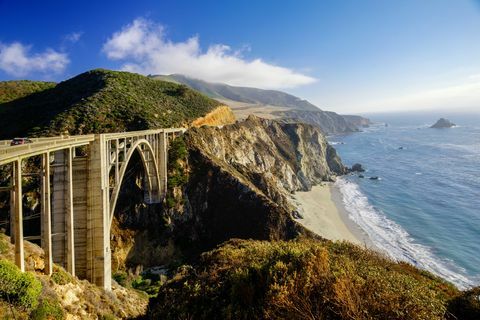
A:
151;74;370;134
0;69;222;139
152;74;319;111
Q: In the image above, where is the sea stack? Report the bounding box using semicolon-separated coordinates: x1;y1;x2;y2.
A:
430;118;456;128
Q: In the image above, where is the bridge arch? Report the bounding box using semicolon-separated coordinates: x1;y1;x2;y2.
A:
108;139;161;229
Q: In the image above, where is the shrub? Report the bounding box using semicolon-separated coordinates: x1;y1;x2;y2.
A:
112;271;128;287
0;259;42;309
30;298;64;320
151;239;459;320
51;266;74;285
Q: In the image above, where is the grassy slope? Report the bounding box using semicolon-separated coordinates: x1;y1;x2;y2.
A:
0;69;221;139
151;238;480;320
152;74;320;111
0;80;56;104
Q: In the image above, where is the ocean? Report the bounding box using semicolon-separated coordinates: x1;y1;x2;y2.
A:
329;111;480;289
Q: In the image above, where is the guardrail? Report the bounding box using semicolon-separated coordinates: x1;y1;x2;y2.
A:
0;129;187;166
0;135;95;166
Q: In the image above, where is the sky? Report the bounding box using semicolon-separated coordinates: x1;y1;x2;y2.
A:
1;0;480;114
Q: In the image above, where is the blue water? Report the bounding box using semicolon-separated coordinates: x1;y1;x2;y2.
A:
330;112;480;289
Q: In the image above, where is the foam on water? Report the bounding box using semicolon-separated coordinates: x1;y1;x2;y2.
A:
336;177;474;289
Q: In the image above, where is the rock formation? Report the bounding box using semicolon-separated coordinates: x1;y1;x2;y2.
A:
431;118;456;128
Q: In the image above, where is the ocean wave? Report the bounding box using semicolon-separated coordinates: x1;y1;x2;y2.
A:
335;177;475;289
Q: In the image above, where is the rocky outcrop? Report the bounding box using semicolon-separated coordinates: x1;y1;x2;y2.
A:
342;114;372;128
351;163;365;172
275;110;358;135
431;118;456;128
191;105;236;127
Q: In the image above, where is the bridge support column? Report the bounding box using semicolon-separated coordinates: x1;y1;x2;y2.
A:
12;160;24;272
87;135;111;290
41;152;53;275
158;132;168;197
51;149;75;275
72;155;88;279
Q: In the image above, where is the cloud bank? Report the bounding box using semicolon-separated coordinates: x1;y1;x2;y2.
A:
103;18;315;89
0;42;69;77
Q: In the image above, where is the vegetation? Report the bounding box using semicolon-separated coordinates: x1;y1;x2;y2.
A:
0;259;42;309
50;265;74;285
150;238;472;320
0;80;55;104
447;286;480;320
0;69;221;139
30;298;64;320
166;136;189;208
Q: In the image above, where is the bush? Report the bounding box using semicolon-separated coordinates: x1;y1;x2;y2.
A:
30;298;64;320
0;259;42;309
151;239;459;320
51;266;74;285
113;271;128;287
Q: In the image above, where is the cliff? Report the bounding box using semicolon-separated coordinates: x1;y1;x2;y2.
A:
275;110;359;135
342;114;372;128
109;116;345;271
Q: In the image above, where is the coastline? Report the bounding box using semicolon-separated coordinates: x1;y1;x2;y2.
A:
292;182;374;248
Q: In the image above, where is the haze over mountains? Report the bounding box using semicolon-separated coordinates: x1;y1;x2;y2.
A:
151;74;371;134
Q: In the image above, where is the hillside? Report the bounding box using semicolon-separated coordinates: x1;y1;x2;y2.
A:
0;69;223;139
0;80;56;104
152;74;319;111
150;239;478;320
152;74;371;134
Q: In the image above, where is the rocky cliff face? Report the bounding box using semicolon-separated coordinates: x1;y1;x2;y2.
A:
111;116;346;270
342;114;372;128
275;110;359;135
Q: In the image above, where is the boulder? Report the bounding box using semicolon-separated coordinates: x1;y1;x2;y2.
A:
351;163;365;172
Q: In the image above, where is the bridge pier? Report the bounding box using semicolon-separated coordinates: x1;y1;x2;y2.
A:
12;160;24;272
87;135;111;290
51;149;75;275
41;152;53;275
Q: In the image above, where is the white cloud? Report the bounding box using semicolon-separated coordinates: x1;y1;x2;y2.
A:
0;42;69;77
103;18;316;89
65;32;83;43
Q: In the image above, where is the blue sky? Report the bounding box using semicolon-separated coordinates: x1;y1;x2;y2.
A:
1;0;480;113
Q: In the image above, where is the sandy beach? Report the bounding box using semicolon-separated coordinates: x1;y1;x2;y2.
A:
292;183;373;247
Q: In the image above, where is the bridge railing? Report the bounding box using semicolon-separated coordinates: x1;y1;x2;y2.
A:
0;135;95;166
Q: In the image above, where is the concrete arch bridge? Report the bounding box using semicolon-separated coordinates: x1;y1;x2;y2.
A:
0;128;185;290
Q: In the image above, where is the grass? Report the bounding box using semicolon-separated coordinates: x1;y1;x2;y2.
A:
150;238;471;320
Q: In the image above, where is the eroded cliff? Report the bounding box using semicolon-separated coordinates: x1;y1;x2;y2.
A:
111;116;346;271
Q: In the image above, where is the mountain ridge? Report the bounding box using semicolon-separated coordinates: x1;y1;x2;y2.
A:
151;73;371;134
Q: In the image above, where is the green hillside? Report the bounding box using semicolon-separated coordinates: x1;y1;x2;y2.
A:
0;80;56;104
0;69;221;139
